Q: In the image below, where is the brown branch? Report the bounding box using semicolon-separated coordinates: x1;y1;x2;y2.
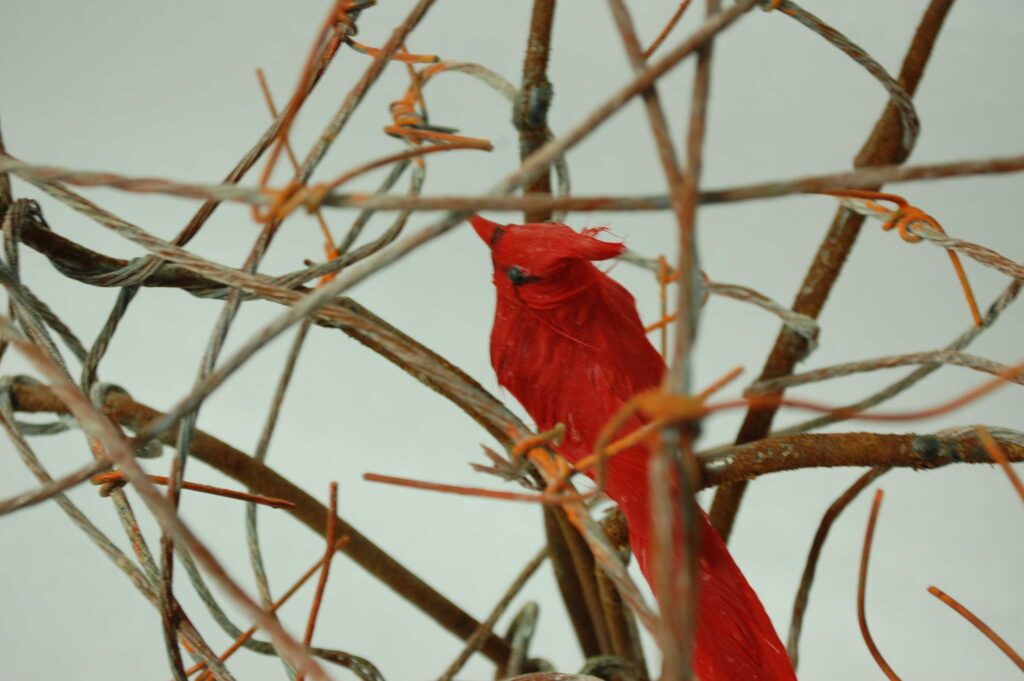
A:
709;0;958;539
543;507;603;659
8;381;512;666
699;431;1024;488
516;0;557;223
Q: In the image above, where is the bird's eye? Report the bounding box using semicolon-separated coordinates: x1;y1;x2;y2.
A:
506;265;535;286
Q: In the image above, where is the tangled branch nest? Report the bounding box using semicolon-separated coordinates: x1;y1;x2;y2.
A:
1;1;1022;680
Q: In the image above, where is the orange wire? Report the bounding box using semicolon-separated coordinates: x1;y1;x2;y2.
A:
295;483;340;681
646;312;678;334
857;489;901;681
656;255;671;356
820;188;983;327
189;536;350;678
927;585;1024;671
270;141;493;224
694;365;744;402
345;38;438;63
976;426;1024;504
255;67;340;285
643;0;693;59
253;0;354;224
362;472;594;505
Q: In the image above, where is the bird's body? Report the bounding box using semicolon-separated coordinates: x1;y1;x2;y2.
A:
473;216;796;681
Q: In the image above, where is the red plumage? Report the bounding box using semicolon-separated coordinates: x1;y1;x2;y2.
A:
473;215;796;681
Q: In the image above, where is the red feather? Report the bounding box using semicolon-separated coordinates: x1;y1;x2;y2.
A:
473;215;796;681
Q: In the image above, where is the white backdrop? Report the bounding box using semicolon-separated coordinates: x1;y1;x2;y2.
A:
1;1;1022;679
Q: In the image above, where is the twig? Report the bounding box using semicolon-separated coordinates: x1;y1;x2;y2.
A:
90;471;297;509
746;350;1024;394
190;537;351;679
12;215;526;446
699;430;1024;488
787;467;889;669
644;1;693;59
255;0;363;203
926;585;1024;672
857;489;900;681
251;0;760;316
4;152;1023;213
438;547;548;681
296;483;340;681
543;507;603;659
0;457;110;515
663;0;722;668
516;0;557;223
255;67;337;269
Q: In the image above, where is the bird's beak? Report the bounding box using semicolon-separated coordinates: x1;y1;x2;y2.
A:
470;215;504;249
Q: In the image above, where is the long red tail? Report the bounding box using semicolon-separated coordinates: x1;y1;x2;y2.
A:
622;499;797;681
618;497;794;675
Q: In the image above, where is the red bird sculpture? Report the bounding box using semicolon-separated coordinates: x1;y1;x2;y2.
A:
473;215;796;681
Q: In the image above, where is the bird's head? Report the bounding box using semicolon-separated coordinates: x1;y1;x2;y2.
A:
471;215;624;306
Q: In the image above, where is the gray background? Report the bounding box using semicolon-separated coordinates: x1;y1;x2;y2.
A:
1;1;1022;679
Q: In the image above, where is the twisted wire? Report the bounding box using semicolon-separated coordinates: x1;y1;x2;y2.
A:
765;1;919;152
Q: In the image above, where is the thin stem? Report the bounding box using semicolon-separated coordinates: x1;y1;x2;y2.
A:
0;457;110;515
644;1;693;59
437;547;548;681
516;0;557;223
787;468;889;669
746;350;1024;395
857;489;900;681
91;472;297;509
296;483;340;681
926;586;1024;672
190;537;350;678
